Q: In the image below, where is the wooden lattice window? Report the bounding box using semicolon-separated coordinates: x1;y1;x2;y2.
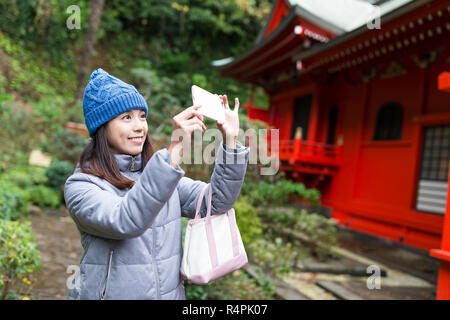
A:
416;125;450;215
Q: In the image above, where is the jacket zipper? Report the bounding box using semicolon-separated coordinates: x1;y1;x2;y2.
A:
129;156;136;171
151;227;160;299
100;249;114;300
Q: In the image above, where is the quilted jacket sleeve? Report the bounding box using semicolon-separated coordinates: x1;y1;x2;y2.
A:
177;141;250;219
64;149;185;240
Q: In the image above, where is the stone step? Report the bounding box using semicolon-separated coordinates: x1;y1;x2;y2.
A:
296;260;387;277
316;280;364;300
243;263;310;300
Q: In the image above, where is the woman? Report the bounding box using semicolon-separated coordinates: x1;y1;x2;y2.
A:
64;68;249;300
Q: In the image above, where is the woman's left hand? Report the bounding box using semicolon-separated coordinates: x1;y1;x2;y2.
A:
216;95;240;148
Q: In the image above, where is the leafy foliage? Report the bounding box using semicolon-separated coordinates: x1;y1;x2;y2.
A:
40;128;89;165
0;165;47;189
45;159;74;190
264;207;338;260
0;181;31;221
241;179;321;207
233;195;263;245
0;219;42;299
247;237;297;278
0;163;64;214
26;185;62;210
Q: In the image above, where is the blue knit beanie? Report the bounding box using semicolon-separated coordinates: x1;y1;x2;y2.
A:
82;68;148;137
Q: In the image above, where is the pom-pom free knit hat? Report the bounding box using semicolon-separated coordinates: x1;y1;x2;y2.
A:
82;68;148;137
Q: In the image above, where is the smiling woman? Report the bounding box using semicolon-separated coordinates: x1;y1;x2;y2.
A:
77;68;155;190
64;68;250;300
105;109;149;155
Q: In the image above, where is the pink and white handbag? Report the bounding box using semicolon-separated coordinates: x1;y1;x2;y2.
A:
180;183;248;284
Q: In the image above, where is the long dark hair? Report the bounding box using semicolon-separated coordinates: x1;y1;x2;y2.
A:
79;125;154;189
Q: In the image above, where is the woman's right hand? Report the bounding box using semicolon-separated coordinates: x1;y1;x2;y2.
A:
167;105;206;168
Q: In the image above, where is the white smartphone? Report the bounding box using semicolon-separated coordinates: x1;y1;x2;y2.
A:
191;85;225;123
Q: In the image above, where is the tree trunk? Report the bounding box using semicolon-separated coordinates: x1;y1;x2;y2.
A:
74;0;105;103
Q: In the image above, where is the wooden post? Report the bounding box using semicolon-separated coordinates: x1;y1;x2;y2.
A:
290;126;302;165
430;163;450;299
429;72;450;299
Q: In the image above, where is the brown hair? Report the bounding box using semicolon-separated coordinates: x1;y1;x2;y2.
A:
79;125;154;189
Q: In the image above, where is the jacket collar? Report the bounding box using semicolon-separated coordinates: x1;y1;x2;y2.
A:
112;153;143;172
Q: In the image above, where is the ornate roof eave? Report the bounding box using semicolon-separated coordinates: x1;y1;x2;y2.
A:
212;5;343;74
292;0;436;64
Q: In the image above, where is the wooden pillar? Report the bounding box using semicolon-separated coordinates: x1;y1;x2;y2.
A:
430;164;450;299
429;72;450;299
290;127;302;165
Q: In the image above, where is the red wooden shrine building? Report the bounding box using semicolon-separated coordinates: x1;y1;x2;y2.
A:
213;0;450;256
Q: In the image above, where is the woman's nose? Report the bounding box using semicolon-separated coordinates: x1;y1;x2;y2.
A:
132;118;145;131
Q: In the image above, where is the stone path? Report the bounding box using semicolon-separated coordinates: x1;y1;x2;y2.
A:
28;206;83;300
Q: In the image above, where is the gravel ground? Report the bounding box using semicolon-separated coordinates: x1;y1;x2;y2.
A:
29;206;83;300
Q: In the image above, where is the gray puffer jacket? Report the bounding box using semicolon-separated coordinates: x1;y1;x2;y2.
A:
64;141;249;300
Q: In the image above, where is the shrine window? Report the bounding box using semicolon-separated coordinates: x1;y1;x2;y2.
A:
373;102;403;141
416;125;450;215
326;106;339;145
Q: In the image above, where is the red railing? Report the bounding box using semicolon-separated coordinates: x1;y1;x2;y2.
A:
276;139;341;167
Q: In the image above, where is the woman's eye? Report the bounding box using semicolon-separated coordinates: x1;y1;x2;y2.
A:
121;113;145;120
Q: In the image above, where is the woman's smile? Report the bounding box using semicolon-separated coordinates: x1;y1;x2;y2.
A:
128;136;144;144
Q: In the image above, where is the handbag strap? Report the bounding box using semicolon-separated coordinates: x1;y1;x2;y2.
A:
194;184;219;268
194;183;212;220
193;183;240;267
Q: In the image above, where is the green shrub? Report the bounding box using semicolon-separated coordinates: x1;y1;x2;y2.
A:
31;98;64;133
247;237;297;278
45;159;74;190
40;127;89;164
205;270;276;300
267;207;295;227
233;196;263;245
0;165;47;189
0;95;41;171
241;179;321;208
0;181;31;220
0;219;42;300
263;207;338;260
294;209;338;259
26;185;61;210
184;281;210;300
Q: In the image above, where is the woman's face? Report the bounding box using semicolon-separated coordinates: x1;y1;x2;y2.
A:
105;108;148;155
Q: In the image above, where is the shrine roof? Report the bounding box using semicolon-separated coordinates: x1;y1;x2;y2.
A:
212;0;423;70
